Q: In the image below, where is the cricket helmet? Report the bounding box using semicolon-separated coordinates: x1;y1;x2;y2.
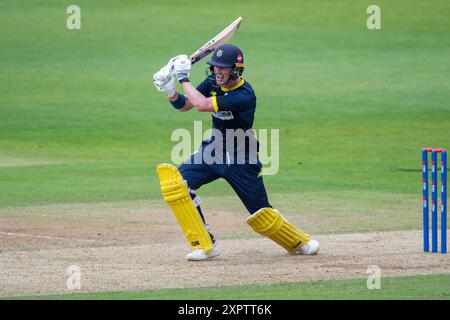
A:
207;44;245;79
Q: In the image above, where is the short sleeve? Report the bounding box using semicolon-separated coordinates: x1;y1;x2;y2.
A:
196;78;211;97
214;89;255;113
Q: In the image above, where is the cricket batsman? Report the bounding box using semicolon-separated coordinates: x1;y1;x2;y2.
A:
153;44;319;261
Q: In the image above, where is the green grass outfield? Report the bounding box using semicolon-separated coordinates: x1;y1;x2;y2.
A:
6;274;450;300
1;0;449;299
1;0;449;206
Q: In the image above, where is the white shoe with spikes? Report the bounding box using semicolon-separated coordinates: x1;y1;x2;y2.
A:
186;243;221;261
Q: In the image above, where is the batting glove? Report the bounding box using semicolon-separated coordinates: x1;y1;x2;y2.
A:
153;66;177;97
172;54;191;83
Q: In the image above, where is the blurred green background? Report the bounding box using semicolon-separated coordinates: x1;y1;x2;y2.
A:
1;0;449;207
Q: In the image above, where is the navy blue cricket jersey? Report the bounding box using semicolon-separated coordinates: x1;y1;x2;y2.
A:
178;77;272;214
196;77;259;164
197;77;256;131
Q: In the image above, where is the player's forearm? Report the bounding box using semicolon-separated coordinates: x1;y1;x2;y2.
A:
180;102;194;112
181;82;214;112
168;91;193;111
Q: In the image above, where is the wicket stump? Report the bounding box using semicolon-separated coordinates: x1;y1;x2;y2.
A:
422;148;447;254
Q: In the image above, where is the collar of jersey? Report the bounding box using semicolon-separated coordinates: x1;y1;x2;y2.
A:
221;78;245;92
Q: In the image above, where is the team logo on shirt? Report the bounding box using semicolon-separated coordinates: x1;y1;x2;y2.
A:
212;111;234;120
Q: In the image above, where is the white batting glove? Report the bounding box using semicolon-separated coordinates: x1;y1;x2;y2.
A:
153;65;172;86
167;54;186;71
153;66;176;97
171;54;191;82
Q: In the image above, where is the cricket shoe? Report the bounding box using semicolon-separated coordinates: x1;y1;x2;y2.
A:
297;239;320;255
186;243;221;261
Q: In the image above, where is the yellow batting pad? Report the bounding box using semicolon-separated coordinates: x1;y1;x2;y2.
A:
156;163;213;253
247;208;311;255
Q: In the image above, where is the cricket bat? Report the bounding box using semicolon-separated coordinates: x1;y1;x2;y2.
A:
189;17;243;65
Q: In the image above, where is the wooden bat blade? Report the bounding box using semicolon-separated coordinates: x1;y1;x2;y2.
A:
190;17;243;65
